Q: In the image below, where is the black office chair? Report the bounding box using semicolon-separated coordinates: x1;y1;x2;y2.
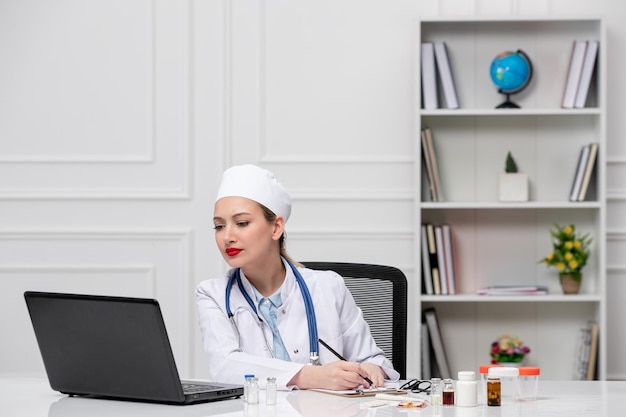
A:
302;262;407;379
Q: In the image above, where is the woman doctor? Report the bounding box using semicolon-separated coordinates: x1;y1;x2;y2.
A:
196;164;399;391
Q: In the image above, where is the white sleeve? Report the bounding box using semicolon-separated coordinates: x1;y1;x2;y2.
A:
302;268;400;382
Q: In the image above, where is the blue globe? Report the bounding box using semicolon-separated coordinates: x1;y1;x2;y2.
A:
489;50;533;108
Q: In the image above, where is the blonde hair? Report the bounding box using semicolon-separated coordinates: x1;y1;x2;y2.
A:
259;203;303;268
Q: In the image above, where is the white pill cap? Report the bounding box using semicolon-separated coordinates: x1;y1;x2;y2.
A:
488;367;520;377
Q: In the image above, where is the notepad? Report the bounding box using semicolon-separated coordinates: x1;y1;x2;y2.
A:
310;387;407;397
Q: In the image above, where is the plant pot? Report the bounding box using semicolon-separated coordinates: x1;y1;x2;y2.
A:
497;361;523;367
499;173;529;202
560;273;582;294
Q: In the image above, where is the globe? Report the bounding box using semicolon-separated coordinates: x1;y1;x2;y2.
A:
489;49;533;108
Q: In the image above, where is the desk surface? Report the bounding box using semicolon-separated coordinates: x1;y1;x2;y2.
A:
2;376;624;417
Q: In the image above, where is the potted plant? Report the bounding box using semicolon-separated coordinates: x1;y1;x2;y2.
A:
499;151;528;201
490;334;531;365
539;224;592;294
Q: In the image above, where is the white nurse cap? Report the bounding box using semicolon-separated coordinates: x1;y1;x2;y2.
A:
215;164;292;222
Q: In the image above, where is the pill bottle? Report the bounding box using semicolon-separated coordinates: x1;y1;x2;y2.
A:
518;366;540;401
246;377;259;404
430;377;443;405
488;366;519;404
456;371;478;407
442;378;455;405
243;374;255;402
487;376;501;406
478;365;502;404
266;377;277;405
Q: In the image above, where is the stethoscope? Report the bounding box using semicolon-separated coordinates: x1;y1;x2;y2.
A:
225;259;320;365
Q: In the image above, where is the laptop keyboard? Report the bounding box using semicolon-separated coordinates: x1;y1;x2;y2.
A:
182;382;221;393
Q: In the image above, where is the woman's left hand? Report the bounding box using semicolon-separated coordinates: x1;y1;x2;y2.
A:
360;363;385;388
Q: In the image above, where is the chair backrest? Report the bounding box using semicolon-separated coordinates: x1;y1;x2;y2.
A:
302;262;407;379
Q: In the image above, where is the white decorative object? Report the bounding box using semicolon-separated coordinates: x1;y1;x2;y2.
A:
499;173;529;202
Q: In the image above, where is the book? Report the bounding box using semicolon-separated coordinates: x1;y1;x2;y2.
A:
420;225;434;295
569;144;590;202
311;387;408;397
421;129;437;201
434;225;449;295
426;223;441;295
586;321;599;380
578;142;598;201
442;224;456;295
561;40;588;108
574;41;599;108
573;327;590;380
421;42;438;110
477;285;548;296
433;42;460;109
421;320;432;380
423;127;444;202
423;308;452;379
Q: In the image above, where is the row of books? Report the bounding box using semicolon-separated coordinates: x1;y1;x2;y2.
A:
422;129;598;203
420;223;457;295
569;142;599;202
573;321;599;380
421;307;452;379
422;308;599;382
421;41;460;110
421;38;599;110
476;285;549;296
420;127;444;202
562;40;600;109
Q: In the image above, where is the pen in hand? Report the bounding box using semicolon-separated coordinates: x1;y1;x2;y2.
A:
318;338;374;386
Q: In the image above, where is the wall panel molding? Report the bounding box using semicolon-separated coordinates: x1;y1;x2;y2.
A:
289;230;412;239
291;190;413;201
607;230;626;241
0;0;190;200
0;227;195;375
259;155;414;164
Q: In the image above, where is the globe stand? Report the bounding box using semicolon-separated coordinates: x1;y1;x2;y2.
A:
496;92;520;109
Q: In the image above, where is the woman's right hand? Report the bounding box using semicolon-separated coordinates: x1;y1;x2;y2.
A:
288;361;371;390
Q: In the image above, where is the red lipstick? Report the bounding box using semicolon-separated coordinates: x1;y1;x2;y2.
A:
225;248;242;257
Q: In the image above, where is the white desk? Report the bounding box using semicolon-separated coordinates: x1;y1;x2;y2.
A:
2;376;624;417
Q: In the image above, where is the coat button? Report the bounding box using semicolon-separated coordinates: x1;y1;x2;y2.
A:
281;309;286;314
293;349;299;354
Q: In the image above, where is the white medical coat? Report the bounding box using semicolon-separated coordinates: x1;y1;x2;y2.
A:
196;260;400;390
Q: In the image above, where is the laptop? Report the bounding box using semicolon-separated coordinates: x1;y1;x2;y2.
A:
24;291;243;405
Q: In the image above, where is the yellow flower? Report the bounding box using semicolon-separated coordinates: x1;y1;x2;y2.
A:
547;253;554;261
564;241;573;250
569;260;579;269
564;226;573;234
564;252;573;261
574;240;582;249
557;263;565;271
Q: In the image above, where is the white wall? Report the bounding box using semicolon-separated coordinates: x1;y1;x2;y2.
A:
1;0;626;380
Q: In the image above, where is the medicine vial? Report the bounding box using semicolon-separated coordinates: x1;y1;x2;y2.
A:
243;374;255;402
247;377;259;404
430;377;443;405
442;378;455;405
456;371;478;407
266;377;277;405
487;376;501;406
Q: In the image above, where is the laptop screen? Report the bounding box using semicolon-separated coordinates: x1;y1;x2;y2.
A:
24;292;188;403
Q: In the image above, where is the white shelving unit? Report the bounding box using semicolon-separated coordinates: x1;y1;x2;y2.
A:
415;17;606;380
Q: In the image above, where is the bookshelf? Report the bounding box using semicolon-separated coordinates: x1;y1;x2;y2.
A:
415;17;606;380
